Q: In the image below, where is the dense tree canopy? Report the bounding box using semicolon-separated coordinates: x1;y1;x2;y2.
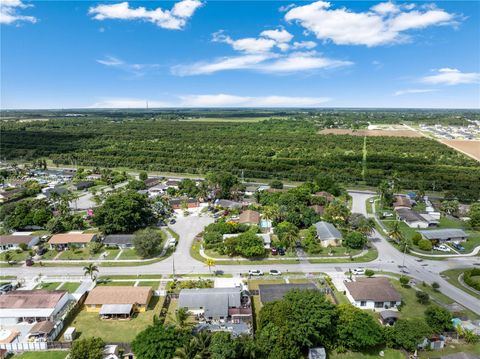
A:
70;337;105;359
94;190;155;234
132;323;189;359
133;228;164;258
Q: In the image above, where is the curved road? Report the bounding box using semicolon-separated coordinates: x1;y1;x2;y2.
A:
3;192;479;314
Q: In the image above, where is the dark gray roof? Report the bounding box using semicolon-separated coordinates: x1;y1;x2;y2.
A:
258;283;318;304
99;304;133;315
44;187;68;197
379;310;400;320
419;229;468;240
314;221;343;241
103;234;134;245
178;288;242;318
396;208;426;223
215;199;242;209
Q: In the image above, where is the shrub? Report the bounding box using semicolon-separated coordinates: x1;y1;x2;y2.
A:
416;291;430;305
412;232;422;245
399;276;410;287
431;282;440;291
18;242;28;251
418;239;432;251
463;268;480;291
365;269;375;277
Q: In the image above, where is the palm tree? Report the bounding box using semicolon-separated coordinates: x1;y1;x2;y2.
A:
83;263;99;281
192;331;211;358
4;252;12;265
204;258;215;273
175;338;200;359
388;221;403;243
359;218;376;235
175;307;189;329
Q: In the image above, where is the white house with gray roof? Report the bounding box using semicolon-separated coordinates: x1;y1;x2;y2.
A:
419;229;468;242
314;221;343;247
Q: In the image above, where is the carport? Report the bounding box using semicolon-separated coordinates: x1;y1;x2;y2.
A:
99;304;133;320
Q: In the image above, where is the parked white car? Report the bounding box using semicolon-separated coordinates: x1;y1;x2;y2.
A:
248;269;264;276
269;269;282;276
352;268;365;275
434;244;451;252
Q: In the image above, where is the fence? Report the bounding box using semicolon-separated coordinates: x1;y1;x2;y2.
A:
0;342;47;351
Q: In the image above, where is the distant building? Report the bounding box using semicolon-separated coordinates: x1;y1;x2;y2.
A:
344;277;401;310
419;229;468;242
75;181;94;190
393;195;412;210
144;177;160;188
169;198;199;209
215;199;242;210
395;208;438;229
314;221;343;247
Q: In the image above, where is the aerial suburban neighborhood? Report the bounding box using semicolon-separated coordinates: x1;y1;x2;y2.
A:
1;0;480;358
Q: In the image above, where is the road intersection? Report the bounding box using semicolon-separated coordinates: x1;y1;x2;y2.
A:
3;191;479;314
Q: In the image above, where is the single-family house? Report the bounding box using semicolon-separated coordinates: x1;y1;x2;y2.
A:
178;287;252;323
43;186;68;198
344;277;401;310
84;286;152;317
0;290;70;325
75;181;94;190
223;233;271;249
169;198;199;210
267;188;288;193
393;195;412;210
314;221;343;247
48;233;97;250
0;234;40;251
215;199;242;210
239;210;260;225
419;229;468;243
27;320;57;341
165;179;180;189
103;234;135;248
86;174;102;181
148;184;167;197
395;208;438;229
259;283;318;304
0;188;23;203
144;177;160;188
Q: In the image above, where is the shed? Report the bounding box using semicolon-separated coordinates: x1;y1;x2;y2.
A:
63;327;76;342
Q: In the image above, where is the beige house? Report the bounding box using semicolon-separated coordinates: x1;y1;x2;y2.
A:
84;286;152;316
48;233;96;249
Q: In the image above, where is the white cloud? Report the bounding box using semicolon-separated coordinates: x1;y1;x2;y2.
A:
213;31;277;53
172;51;352;76
0;0;36;24
420;68;480;86
293;41;317;49
88;0;203;30
96;56;159;76
394;88;437;96
260;28;293;43
89;94;332;108
285;1;456;46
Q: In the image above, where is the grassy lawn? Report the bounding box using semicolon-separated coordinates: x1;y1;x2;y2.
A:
389;279;429;319
40;249;59;259
439;216;465;228
252;295;262;329
57;247;93;260
164;298;195;326
333;289;350;305
138;281;160;290
441;269;480;300
462;233;480;253
37;282;62;290
118;248;142;260
15;351;68;359
99;274;163;280
59;282;81;293
70;296;163;342
330;349;404;359
247;279;285;290
309;248;378;264
97;281;137;286
103;247;120;260
0;250;30;261
418;343;480;358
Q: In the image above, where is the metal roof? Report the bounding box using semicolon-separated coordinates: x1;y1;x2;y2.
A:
314;221;343;241
419;229;468;240
259;283;318;304
99;304;133;315
178;288;242;318
103;234;134;245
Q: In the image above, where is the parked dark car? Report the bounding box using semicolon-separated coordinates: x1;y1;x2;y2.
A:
26;258;34;266
169;219;176;224
37;247;47;256
0;283;14;294
278;247;285;256
452;242;465;251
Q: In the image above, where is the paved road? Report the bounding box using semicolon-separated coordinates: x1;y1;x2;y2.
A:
3;191;479;314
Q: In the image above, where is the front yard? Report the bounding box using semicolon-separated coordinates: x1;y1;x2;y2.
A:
69;295;164;342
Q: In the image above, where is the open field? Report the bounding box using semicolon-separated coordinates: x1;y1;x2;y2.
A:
441;139;480;161
319;128;423;137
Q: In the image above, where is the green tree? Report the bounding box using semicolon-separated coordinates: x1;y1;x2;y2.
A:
234;231;265;258
133;228;163;258
83;263;99;281
416;291;430;305
70;337;105;359
323;201;351;226
469;203;480;229
399;276;410;287
94;190;155;234
418;239;432;251
378;180;394;207
364;269;375;277
175;308;189;329
388;221;403;243
209;332;240;359
204;258;215;273
412;232;422;245
389;319;432;351
269;180;283;189
344;231;368;249
206;171;239;199
336;304;384;351
132;323;189;359
425;305;453;333
139;171;148;181
88;241;103;255
4;251;12;264
274;221;299;248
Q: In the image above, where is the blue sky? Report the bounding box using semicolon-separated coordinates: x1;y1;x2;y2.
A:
1;0;479;109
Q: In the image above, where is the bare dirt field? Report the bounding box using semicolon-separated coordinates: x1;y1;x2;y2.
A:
319;128;423;137
441;140;480;161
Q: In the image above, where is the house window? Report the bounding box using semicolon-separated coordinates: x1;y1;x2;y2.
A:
360;301;366;307
374;302;384;308
390;301;397;307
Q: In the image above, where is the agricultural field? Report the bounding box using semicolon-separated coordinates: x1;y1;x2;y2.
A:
441;139;480;161
1;115;479;199
319;128;423;137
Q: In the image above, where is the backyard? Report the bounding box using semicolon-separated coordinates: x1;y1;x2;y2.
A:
68;295;164;342
15;352;68;359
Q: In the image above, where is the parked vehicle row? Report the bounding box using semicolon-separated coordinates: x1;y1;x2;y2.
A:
248;269;282;276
